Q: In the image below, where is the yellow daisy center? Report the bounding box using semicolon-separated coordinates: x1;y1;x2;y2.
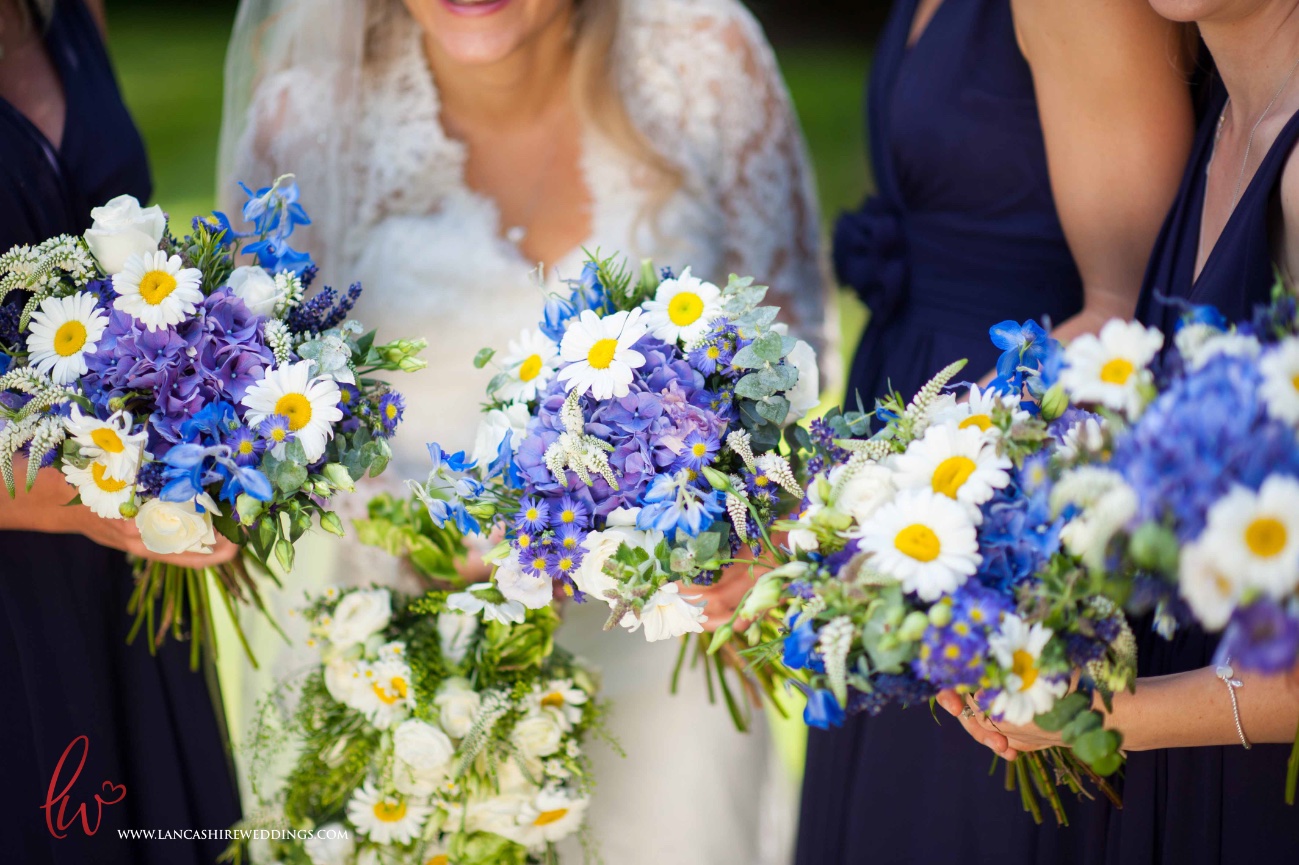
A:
959;414;992;432
533;557;548;571
931;456;977;499
518;534;533;549
587;338;618;370
1290;373;1299;393
91;462;129;493
894;524;941;562
541;692;565;709
754;475;769;487
269;426;287;443
90;427;125;453
1244;516;1288;559
953;622;970;637
668;291;705;327
372;799;408;823
138;270;179;305
1012;649;1039;690
519;354;544;382
427;857;450;865
1099;358;1135;386
274;393;313;431
534;808;569;827
53;320;88;357
1214;572;1234;597
371;676;408;706
526;507;540;521
340;388;353;404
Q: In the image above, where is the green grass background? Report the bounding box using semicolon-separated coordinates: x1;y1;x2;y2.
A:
104;5;872;779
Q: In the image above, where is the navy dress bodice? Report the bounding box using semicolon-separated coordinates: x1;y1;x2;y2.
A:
797;3;1101;863
0;3;240;862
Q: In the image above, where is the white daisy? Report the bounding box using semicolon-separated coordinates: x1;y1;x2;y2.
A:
345;782;431;846
511;786;590;847
1259;338;1299;426
641;267;723;345
354;655;415;729
529;679;590;731
1178;539;1244;631
856;488;981;601
1199;477;1299;599
927;384;1028;437
557;308;648;399
1184;331;1260;371
61;458;135;519
112;250;203;331
497;328;560;403
988;615;1068;725
891;424;1012;517
63;405;147;481
25;292;109;385
241;360;344;462
446;582;527;625
1056;415;1107;463
1058;319;1164;417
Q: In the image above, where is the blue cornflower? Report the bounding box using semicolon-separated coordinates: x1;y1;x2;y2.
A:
226;426;264;467
553;495;591;530
637;471;724;538
516;497;551;533
377;392;405;436
990;319;1050;388
676;431;720;473
259;415;295;450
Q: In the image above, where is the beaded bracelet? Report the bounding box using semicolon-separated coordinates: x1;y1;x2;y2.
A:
1216;659;1251;750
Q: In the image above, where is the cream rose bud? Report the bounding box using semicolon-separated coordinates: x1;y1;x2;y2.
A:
511;711;564;760
783;338;821;424
134;498;217;555
226;265;283;317
434;677;482;739
323;658;367;710
302;822;353;865
392;719;455;796
327;589;392;648
437;610;478;665
84;194;166;275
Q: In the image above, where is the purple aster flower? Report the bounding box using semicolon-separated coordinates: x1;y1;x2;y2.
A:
675;431;720;473
377;392;405;437
226;425;264;467
1219;600;1299;674
521;546;552;579
547;547;583;581
553;496;591;530
338;383;360;417
516;497;551;533
259;415;295;449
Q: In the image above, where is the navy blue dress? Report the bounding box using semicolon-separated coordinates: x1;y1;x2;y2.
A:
0;3;240;863
797;2;1101;863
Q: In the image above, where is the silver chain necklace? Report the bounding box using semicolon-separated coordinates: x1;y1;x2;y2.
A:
1211;51;1299;210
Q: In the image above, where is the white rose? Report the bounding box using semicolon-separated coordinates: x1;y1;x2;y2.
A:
392;719;455;796
837;463;896;525
494;554;553;610
783;338;821;423
323;658;366;709
470;403;531;468
575;507;662;608
226;265;283;317
437;609;479;665
434;677;482;739
620;582;707;642
134;497;217;554
328;589;392;649
83;194;165;275
511;711;564;760
302;822;353;865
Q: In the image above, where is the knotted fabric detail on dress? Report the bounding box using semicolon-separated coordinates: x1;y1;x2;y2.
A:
833;195;908;323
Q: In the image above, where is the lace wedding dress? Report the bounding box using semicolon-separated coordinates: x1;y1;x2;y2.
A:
221;1;828;862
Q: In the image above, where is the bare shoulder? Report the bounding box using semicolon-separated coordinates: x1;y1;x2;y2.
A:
1279;139;1299;282
1012;0;1189;68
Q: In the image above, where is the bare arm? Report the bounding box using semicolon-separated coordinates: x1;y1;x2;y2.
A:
1014;0;1195;341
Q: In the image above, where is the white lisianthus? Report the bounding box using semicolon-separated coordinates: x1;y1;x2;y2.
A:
83;194;165;275
470;402;531;468
493;553;553;610
447;582;527;625
1258;338;1299;426
302;822;353;865
327;589;392;649
1059;319;1164;417
465;793;532;839
621;582;707;642
437;609;479;665
988;615;1068;725
392;719;455;796
134;497;218;554
323;658;367;708
511;710;564;760
226;265;284;317
574;507;660;607
434;677;483;739
783;338;821;424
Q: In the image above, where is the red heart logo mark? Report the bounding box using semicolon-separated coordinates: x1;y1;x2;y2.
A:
96;781;127;806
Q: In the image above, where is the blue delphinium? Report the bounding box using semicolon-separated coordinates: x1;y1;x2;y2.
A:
637;471;724;539
804;688;847;729
783;615;826;673
990;319;1050;392
159;402;273;507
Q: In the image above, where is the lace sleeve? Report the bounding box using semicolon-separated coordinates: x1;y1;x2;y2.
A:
626;0;837;380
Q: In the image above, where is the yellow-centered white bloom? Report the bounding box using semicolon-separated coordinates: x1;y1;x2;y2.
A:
1179;539;1244;631
928;384;1028;437
135;496;218;554
642;268;723;345
511;786;590;847
62;458;135;519
63;405;146;481
988;615;1067;725
891;424;1011;517
241;360;343;463
557;308;648;399
856;488;981;601
1059;319;1164;417
25;292;109;385
1259;338;1299;426
353;655;415;730
529;679;589;731
112;250;203;331
345;781;431;846
1198;477;1299;599
498;328;560;403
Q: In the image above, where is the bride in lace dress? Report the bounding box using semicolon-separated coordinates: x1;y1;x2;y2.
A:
219;1;829;861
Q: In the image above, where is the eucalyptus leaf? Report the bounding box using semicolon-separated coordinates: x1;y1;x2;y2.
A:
734;373;772;400
473;347;496;369
751;331;785;364
284;438;309;467
756;395;790;426
730;344;765;371
276;462;309;494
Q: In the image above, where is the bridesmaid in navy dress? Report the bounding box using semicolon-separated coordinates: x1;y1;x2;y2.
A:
797;1;1194;862
0;2;240;862
959;2;1299;861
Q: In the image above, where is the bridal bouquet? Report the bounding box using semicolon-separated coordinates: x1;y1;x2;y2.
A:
1045;293;1299;801
408;253;818;726
721;326;1137;823
0;177;425;667
240;584;603;865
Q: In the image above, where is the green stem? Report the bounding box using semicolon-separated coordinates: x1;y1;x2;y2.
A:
669;634;689;697
714;650;749;733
